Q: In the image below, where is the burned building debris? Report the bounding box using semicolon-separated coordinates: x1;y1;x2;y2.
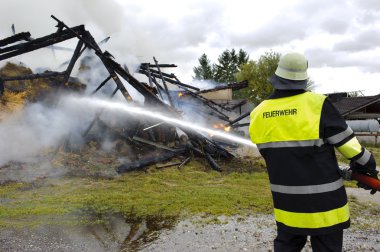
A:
0;16;252;174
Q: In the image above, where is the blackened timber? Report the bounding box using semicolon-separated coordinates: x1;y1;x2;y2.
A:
140;65;175;78
139;69;200;91
63;40;84;84
140;63;177;68
132;136;182;153
142;68;200;91
205;153;221;171
0;25;85;60
0;32;31;47
153;57;174;107
51;16;100;53
91;75;112;94
145;64;154;87
48;16;133;101
107;57;175;110
117;151;177;173
2;71;66;81
111;87;119;96
187;144;204;156
228;111;250;126
175;84;231;121
231;123;250;128
173;75;231;112
80;30;132;101
151;76;165;99
229;100;247;110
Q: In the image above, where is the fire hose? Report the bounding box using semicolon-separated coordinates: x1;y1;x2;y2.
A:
351;172;380;192
340;166;380;193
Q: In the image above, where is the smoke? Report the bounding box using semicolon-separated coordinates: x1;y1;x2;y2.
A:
0;95;96;166
188;79;221;90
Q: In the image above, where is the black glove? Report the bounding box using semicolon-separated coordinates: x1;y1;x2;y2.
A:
354;169;379;195
356;181;377;195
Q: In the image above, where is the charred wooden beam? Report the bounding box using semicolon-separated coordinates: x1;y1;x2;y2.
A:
229;100;247;110
151;76;165;99
231;123;250;128
91;75;112;94
62;40;84;84
117;151;178;173
132;136;183;153
205;153;221;172
153;57;174;107
50;15;161;105
0;25;85;60
140;65;175;79
228;111;250;126
176;90;231;122
0;32;31;47
78;31;132;101
140;63;177;68
139;69;200;91
145;64;154;87
109;58;175;110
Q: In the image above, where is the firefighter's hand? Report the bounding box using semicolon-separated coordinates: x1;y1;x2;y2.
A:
356;181;377;195
338;166;352;180
356;170;379;195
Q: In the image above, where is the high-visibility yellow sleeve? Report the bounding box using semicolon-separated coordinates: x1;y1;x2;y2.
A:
336;137;362;159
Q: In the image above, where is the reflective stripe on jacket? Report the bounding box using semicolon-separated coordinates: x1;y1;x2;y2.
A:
249;92;353;235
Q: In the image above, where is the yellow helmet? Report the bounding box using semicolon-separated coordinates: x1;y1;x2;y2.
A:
275;52;308;81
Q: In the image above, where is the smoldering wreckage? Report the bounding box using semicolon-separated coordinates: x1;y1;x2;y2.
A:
0;16;253;176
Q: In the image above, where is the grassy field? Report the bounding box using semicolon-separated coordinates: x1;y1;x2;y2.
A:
0;144;378;229
0;160;272;227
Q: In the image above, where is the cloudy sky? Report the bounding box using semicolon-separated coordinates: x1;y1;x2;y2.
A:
0;0;380;95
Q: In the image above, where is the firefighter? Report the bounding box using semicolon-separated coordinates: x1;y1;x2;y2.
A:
249;52;378;251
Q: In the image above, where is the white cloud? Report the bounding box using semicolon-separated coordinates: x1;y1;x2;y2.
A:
0;0;379;95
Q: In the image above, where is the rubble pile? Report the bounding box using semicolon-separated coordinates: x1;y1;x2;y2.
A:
0;16;252;176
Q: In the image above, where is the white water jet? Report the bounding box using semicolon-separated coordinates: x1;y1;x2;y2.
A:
65;96;256;148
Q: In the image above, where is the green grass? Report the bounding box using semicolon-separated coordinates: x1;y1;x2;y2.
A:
0;145;378;229
0;163;272;227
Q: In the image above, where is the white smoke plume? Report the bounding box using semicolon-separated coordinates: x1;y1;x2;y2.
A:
0;95;96;166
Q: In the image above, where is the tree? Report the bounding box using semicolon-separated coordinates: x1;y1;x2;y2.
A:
236;51;280;104
214;49;249;83
193;49;249;84
193;53;214;80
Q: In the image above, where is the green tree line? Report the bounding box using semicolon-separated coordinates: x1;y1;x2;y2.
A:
193;49;280;104
193;50;315;105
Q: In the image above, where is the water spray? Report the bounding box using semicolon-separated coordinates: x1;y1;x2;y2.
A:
66;96;256;148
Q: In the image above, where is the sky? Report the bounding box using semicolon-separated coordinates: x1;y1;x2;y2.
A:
0;0;380;95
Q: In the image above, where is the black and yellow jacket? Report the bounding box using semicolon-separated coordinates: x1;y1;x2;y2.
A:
249;90;376;235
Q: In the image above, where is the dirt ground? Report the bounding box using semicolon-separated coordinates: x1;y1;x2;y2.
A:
0;188;379;252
